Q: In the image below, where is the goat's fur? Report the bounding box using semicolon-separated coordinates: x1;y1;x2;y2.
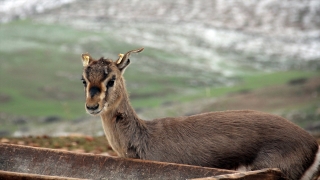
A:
80;48;320;180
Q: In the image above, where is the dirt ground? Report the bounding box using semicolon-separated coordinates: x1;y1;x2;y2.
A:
203;76;320;113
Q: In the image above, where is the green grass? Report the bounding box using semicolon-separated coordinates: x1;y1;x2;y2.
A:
0;19;319;121
0;20;197;119
176;71;320;102
0;20;122;119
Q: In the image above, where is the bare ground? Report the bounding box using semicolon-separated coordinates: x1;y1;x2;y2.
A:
202;76;320;113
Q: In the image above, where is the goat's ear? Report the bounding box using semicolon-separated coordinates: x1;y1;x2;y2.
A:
116;48;144;74
81;53;93;67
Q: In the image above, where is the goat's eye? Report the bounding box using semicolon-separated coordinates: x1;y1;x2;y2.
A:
107;75;116;89
107;80;114;88
81;79;87;87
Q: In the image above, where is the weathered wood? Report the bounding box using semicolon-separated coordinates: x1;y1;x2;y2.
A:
189;168;286;180
0;143;286;179
0;170;85;180
0;143;235;180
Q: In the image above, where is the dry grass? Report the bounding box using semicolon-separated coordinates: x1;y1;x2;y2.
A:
203;76;320;113
0;135;117;156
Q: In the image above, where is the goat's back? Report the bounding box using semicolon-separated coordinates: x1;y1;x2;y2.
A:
145;110;319;180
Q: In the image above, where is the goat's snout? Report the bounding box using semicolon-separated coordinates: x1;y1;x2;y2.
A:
85;86;104;115
86;104;99;111
89;86;100;98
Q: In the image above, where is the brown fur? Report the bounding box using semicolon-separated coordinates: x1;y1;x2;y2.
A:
80;48;319;180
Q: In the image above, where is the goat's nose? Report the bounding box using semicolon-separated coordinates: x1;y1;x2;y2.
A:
86;104;99;111
89;86;100;98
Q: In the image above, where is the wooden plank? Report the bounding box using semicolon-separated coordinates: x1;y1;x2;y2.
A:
0;170;86;180
0;143;236;180
189;168;286;180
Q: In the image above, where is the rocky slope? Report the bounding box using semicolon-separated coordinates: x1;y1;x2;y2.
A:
35;0;320;72
2;0;320;73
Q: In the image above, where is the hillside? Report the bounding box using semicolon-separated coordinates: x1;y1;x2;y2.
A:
2;0;320;72
37;0;320;71
0;0;319;136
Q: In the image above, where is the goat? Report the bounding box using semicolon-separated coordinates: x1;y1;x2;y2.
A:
80;48;320;180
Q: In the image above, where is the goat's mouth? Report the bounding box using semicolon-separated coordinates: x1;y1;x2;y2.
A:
85;104;104;116
87;109;103;115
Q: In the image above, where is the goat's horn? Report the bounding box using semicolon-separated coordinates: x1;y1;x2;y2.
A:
116;48;144;64
81;53;92;67
116;54;124;64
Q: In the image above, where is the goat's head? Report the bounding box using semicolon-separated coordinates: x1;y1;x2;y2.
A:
80;48;144;115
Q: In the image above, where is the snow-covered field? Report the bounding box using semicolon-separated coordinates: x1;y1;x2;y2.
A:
1;0;319;75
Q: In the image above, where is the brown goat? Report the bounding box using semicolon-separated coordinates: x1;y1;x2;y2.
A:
80;48;320;180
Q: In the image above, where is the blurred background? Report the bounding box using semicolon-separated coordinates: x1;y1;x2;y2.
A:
0;0;320;139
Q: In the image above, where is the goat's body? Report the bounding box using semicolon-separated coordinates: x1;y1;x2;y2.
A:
80;48;320;180
101;109;319;180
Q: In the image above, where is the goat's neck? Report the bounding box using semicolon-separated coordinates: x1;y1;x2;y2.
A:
100;90;148;158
